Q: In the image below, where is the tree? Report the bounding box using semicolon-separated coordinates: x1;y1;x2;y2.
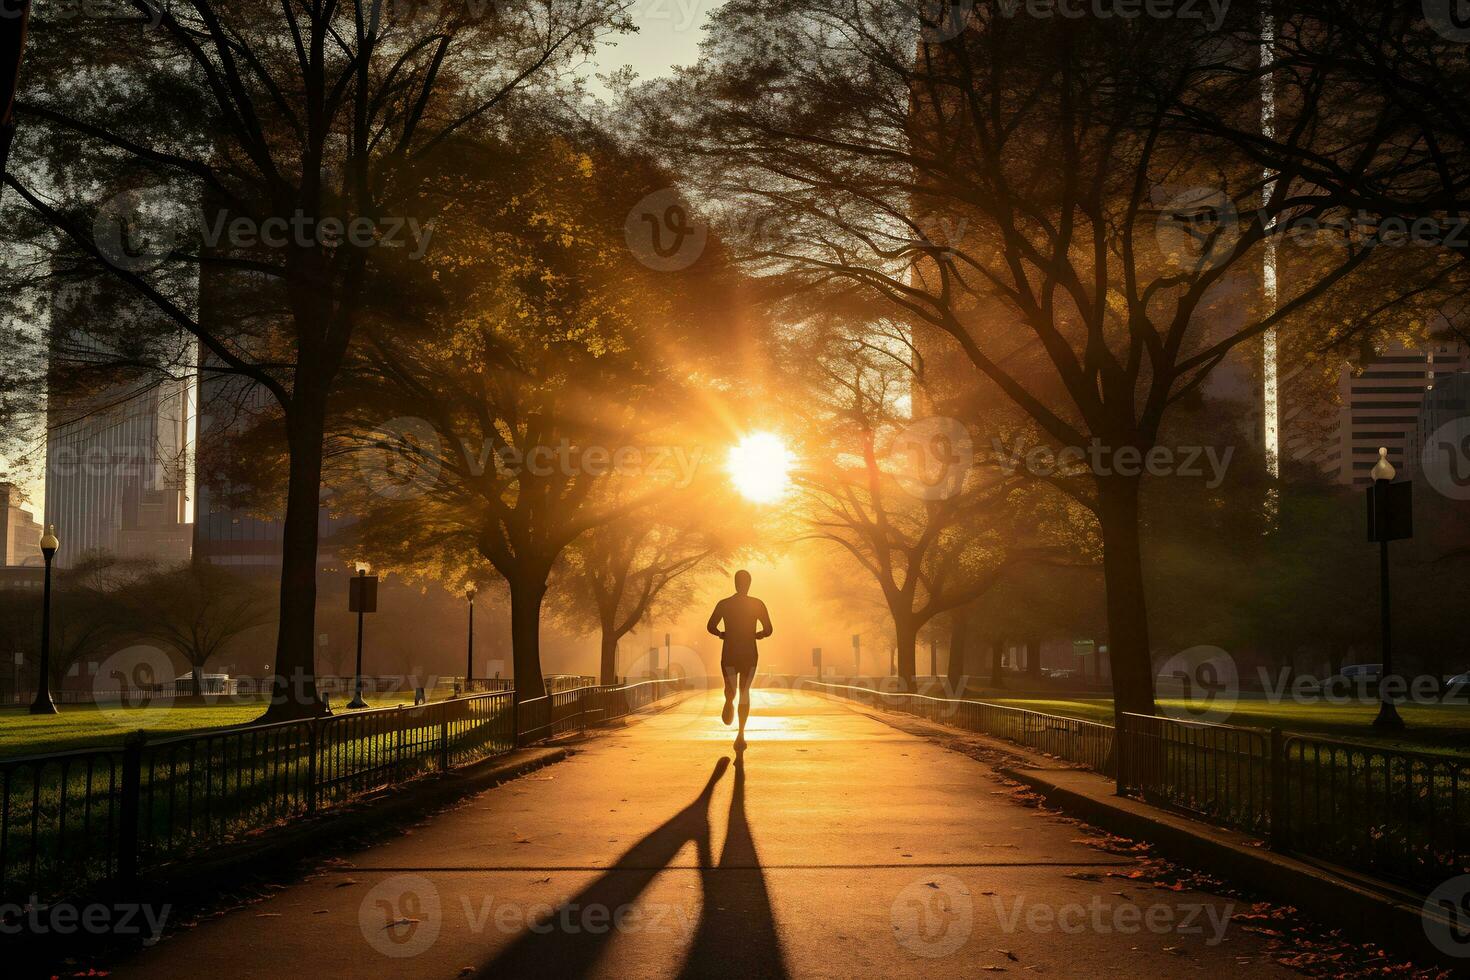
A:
549;511;724;685
0;0;28;196
646;2;1412;719
789;311;1078;687
340;132;747;699
3;0;635;718
120;562;272;696
1178;4;1470;264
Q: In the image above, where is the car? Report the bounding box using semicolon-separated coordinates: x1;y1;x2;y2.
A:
1338;663;1383;681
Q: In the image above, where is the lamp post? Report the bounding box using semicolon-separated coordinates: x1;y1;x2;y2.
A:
465;587;476;695
1367;448;1410;731
30;523;58;715
346;565;378;710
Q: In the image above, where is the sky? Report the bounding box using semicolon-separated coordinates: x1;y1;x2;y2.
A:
590;0;723;89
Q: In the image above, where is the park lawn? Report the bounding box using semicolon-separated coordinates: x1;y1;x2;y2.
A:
0;695;430;759
986;696;1470;755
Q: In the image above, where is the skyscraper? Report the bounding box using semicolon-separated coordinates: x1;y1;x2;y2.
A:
1334;342;1467;486
43;281;193;568
0;482;42;567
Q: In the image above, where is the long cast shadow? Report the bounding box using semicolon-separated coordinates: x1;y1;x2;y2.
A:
477;749;788;978
680;744;787;978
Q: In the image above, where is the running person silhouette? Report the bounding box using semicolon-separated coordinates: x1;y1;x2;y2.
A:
706;570;772;741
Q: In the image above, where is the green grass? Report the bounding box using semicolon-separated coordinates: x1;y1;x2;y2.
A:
0;694;441;759
984;696;1470;755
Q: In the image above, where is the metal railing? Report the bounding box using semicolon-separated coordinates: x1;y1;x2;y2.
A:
1117;712;1271;835
805;679;1470;892
806;680;1114;772
1;679;681;908
1280;734;1470;888
515;679;682;745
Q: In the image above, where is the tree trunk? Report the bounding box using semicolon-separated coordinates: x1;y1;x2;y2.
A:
509;574;548;700
0;0;29;208
989;636;1005;689
946;609;969;693
599;631;619;687
1097;477;1157;720
1026;636;1042;681
894;616;918;691
191;660;203;697
264;403;328;720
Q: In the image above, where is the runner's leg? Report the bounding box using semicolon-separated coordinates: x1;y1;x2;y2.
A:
721;665;737;725
736;666;754;733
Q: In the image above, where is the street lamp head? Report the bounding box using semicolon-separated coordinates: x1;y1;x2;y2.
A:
39;524;58;558
1371;446;1397;482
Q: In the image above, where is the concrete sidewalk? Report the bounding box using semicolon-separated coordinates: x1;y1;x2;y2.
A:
113;690;1292;978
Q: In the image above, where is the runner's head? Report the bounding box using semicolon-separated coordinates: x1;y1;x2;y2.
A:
734;569;752;594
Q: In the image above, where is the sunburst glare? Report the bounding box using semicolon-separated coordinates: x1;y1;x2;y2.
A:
727;432;795;503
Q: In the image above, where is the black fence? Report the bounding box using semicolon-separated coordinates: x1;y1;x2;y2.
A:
1118;712;1272;835
805;679;1470;892
1;679;680;908
806;680;1114;772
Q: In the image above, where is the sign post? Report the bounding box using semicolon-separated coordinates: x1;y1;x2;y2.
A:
347;568;379;710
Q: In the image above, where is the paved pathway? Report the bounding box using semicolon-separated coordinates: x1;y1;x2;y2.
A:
116;690;1292;978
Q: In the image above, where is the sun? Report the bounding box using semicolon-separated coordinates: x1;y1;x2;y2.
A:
727;432;795;503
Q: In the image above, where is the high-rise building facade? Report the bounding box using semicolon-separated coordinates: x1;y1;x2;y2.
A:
44;377;193;567
0;482;43;566
1334;342;1467;486
43;276;194;568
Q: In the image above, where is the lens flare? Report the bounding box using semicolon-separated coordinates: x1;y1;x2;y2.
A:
727;432;794;503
